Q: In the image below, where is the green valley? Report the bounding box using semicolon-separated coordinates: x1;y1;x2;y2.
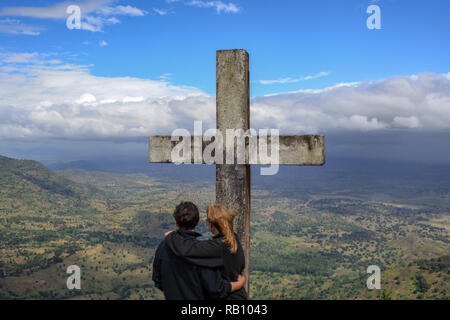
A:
0;155;448;300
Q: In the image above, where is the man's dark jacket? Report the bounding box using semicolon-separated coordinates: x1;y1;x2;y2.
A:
165;232;248;300
152;229;231;300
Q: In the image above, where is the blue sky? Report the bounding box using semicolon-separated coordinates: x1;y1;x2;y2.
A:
1;0;449;96
0;0;449;164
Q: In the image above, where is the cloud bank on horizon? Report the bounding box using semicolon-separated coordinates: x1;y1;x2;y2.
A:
0;51;449;142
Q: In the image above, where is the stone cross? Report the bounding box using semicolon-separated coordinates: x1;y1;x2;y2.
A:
149;49;325;294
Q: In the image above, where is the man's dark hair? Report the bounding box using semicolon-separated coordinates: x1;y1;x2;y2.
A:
173;201;199;230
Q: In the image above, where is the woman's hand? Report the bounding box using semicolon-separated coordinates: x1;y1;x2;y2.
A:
164;230;174;237
230;274;246;292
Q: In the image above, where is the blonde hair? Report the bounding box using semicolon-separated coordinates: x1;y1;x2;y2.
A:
207;204;238;254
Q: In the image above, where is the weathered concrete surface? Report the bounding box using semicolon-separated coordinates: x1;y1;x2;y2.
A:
149;135;325;165
149;136;212;164
277;135;325;165
149;136;173;163
216;49;251;294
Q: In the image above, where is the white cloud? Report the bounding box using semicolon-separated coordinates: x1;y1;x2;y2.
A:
263;82;360;96
165;0;240;14
301;72;330;81
122;96;145;103
107;16;120;24
393;116;422;129
258;72;330;85
0;52;210;140
1;52;39;63
99;40;108;46
0;0;147;33
252;73;450;133
0;1;87;19
0;18;43;35
187;1;240;13
0;52;449;141
0;1;141;19
160;73;173;80
75;93;97;105
259;78;300;85
97;5;147;16
81;12;122;32
99;98;117;104
153;8;169;16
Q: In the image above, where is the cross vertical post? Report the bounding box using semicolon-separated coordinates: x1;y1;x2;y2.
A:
216;49;251;294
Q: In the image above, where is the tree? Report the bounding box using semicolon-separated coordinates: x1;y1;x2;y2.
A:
380;289;392;300
415;273;430;294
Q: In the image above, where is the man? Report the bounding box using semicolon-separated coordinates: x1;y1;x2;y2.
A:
152;201;245;300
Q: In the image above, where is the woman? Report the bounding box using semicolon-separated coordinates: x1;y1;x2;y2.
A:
165;204;248;300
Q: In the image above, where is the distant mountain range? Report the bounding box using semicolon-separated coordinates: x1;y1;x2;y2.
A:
0;155;103;214
44;155;450;209
3;153;450;212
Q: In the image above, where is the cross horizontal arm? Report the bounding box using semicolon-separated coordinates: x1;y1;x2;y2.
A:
149;135;325;165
